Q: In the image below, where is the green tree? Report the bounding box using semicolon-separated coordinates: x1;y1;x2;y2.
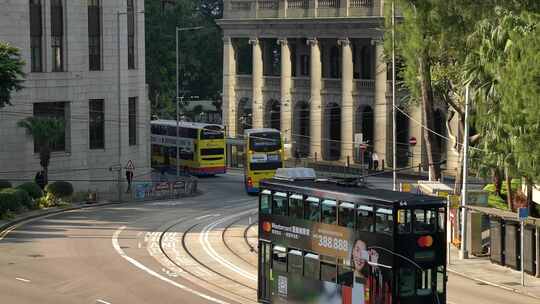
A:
17;117;65;186
0;41;25;108
145;0;223;118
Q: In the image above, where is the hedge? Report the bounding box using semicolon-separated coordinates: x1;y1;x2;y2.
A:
0;189;23;215
45;181;74;198
16;182;43;200
0;180;12;190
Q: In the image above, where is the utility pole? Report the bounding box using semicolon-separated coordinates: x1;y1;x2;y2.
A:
392;0;397;191
460;85;470;259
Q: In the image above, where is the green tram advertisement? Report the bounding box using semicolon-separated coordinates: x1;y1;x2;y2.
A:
257;171;447;304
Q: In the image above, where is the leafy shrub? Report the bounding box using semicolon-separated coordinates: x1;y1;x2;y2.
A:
72;191;90;203
13;188;35;210
0;180;12;190
16;182;43;199
45;181;74;198
0;189;23;215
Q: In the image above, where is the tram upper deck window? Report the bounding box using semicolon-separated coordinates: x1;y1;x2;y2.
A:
288;249;303;274
376;208;393;235
414;209;437;234
260;190;271;214
321;200;337;225
417;269;433;295
304;197;320;222
338;202;355;228
397;209;412;234
356;205;374;232
303;253;320;279
272;246;287;273
272;192;288;216
289;194;304;220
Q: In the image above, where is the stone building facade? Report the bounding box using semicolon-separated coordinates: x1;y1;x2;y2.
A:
218;0;459;175
0;0;150;193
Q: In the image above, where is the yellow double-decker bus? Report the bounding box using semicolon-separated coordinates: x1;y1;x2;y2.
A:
244;128;283;193
151;120;226;176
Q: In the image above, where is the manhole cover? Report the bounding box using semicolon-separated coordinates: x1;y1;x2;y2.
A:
120;246;130;249
476;282;487;286
503;282;521;286
28;254;44;258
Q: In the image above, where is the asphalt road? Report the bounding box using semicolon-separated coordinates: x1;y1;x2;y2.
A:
0;171;537;304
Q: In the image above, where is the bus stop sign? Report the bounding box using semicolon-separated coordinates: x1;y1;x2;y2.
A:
518;207;528;221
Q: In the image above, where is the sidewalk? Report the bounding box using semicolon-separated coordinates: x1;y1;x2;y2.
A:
448;245;540;300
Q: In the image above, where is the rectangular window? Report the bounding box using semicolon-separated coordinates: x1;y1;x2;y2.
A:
33;102;66;152
127;0;135;69
414;209;437;234
51;0;64;72
89;99;104;149
376;208;393;235
288;194;304;220
272;246;287;273
200;148;224;156
356;205;374;232
397;209;412;234
30;0;43;72
321;200;337;225
128;97;137;145
272;192;288;216
303;253;319;279
304;197;320;222
338;202;355;228
320;262;337;283
287;249;303;274
88;0;101;70
260;190;271;214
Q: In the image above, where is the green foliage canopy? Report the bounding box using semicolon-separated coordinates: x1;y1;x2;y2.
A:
0;41;25;108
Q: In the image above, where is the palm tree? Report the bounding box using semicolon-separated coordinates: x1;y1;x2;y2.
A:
17;117;65;186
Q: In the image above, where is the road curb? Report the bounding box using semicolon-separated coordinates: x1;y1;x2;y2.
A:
0;201;119;237
447;268;540;300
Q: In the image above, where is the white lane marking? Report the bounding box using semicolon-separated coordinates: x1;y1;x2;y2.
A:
200;209;258;282
96;299;112;304
196;214;220;221
15;277;30;283
112;226;230;304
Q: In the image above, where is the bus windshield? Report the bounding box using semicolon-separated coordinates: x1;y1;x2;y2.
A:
200;126;224;140
249;132;281;152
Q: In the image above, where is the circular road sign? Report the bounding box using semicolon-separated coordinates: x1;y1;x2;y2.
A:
409;137;417;146
359;144;367;151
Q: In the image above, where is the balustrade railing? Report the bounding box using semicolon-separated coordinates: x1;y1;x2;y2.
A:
287;0;309;9
259;0;278;9
350;0;373;8
236;75;252;88
318;0;339;8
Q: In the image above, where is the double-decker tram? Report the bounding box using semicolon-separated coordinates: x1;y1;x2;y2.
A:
150;120;226;176
244;128;284;193
257;168;447;304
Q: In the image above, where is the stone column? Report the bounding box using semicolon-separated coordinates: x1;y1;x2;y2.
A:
308;38;322;160
250;38;264;129
374;42;390;167
278;38;292;159
339;38;354;163
222;36;237;137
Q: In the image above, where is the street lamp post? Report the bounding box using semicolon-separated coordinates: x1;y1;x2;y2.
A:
175;26;203;179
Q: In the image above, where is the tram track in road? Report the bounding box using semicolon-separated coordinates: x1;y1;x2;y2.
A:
221;212;258;268
154;203;258;303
